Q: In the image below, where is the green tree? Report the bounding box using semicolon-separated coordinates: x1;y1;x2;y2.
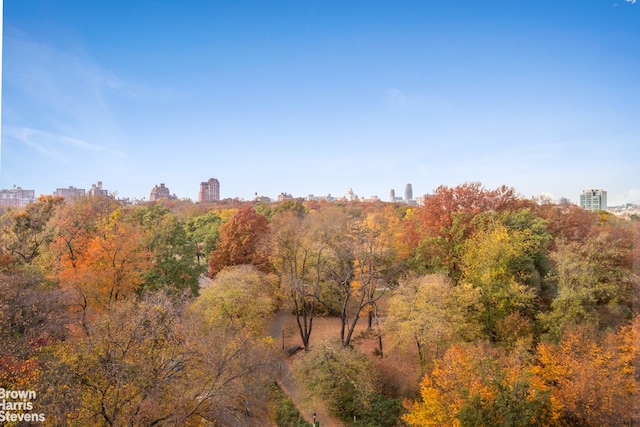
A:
293;342;381;423
0;195;64;264
460;214;546;341
132;204;205;295
185;210;222;264
541;229;637;339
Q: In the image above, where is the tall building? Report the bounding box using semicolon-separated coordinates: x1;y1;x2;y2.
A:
198;178;220;202
0;186;35;207
150;183;175;202
277;192;294;202
404;183;413;202
54;186;86;199
88;181;109;197
580;189;607;211
345;188;357;202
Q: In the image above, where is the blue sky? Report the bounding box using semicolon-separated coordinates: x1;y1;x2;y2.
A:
2;1;639;204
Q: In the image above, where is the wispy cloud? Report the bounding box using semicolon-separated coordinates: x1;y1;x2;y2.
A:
5;28;161;104
5;127;126;163
2;27;172;155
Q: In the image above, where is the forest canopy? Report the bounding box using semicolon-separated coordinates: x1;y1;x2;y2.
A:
0;183;637;426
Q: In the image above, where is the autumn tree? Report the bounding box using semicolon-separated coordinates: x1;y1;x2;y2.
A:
54;207;152;333
540;227;637;338
459;210;549;341
531;323;637;426
190;264;279;335
273;199;307;217
0;255;69;389
328;209;403;348
405;183;525;280
385;274;483;367
208;206;271;277
533;203;598;246
271;206;353;350
46;195;120;280
403;342;554;427
0;195;64;264
40;292;277;426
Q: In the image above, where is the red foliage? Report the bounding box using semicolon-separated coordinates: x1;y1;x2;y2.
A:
208;206;271;277
534;203;599;245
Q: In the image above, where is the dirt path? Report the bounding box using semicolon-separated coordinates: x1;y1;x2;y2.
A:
268;310;345;427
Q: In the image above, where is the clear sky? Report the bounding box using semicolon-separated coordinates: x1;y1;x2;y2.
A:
2;0;639;204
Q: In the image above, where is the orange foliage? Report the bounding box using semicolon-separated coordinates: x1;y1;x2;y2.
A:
404;183;527;278
208;206;270;277
0;357;39;390
532;325;636;426
407;183;523;246
57;209;151;313
404;342;554;426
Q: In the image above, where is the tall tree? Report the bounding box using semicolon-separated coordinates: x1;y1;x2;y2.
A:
185;210;223;264
131;204;205;295
0;255;69;389
329;209;403;348
271;209;333;350
208;206;271;277
531;324;637;426
541;228;637;338
403;342;554;427
0;195;64;264
56;208;151;333
385;274;482;367
191;264;278;335
460;213;546;341
40;293;277;426
405;183;525;280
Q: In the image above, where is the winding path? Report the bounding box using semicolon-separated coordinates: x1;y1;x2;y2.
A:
267;310;344;427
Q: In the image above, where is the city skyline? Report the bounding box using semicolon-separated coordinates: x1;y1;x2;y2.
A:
1;179;635;211
1;1;639;205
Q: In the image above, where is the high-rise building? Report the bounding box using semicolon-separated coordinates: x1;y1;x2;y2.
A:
54;186;86;199
345;188;357;202
404;183;413;202
88;181;109;197
277;192;294;202
198;178;220;202
580;189;607;211
0;186;35;207
150;183;175;202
